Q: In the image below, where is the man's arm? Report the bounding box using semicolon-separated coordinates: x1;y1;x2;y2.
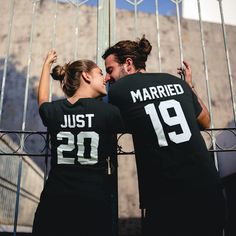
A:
38;50;57;107
178;60;211;129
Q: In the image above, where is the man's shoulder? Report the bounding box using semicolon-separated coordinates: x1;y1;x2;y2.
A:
132;72;189;88
110;72;181;88
117;72;180;82
142;72;180;80
108;72;188;99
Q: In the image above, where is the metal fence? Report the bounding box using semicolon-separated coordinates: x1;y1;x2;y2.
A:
0;0;235;235
0;128;236;235
0;131;45;233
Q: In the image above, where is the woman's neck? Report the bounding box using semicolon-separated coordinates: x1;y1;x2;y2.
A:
67;88;93;104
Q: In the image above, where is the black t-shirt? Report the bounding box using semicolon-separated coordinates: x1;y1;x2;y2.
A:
108;73;222;207
39;98;124;199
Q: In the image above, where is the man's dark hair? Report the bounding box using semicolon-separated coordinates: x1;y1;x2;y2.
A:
102;35;152;70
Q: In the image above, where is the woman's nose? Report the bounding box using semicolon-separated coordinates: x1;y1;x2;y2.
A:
105;74;111;83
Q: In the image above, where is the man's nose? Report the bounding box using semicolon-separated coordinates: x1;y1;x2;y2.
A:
105;74;111;83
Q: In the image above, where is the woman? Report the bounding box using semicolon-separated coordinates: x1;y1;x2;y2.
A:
32;50;123;236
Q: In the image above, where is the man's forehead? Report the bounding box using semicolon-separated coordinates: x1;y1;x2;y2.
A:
106;54;117;62
105;54;119;67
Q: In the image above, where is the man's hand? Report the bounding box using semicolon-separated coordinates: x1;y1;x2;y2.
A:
177;60;193;88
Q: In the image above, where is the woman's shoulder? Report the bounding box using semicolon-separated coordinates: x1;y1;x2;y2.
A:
92;98;118;108
39;98;66;112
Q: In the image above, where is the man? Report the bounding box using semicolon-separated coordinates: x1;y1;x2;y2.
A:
102;35;226;236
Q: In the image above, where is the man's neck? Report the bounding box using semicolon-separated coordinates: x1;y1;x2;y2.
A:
138;69;145;73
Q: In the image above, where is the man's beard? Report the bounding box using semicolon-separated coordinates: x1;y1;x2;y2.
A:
118;65;128;80
109;65;128;86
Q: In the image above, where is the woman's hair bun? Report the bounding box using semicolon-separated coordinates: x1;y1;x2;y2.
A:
51;63;69;81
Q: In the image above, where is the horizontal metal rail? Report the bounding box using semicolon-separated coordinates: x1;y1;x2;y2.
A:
1;129;235;156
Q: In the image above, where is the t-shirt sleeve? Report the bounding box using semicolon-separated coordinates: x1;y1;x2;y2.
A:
108;90;114;105
108;85;120;106
192;91;202;118
108;88;130;133
39;102;51;127
110;106;125;133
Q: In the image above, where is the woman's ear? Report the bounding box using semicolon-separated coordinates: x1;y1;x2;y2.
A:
81;71;91;83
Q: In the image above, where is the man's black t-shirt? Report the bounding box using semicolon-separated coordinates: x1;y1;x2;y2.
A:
108;73;222;207
39;98;123;200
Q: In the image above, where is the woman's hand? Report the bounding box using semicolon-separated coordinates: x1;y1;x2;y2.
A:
44;49;57;66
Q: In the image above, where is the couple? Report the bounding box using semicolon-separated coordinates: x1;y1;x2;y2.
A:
33;35;226;236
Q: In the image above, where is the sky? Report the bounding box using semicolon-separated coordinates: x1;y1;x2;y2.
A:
88;0;176;15
62;0;177;16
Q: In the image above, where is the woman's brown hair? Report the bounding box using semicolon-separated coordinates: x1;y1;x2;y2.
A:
51;60;97;97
